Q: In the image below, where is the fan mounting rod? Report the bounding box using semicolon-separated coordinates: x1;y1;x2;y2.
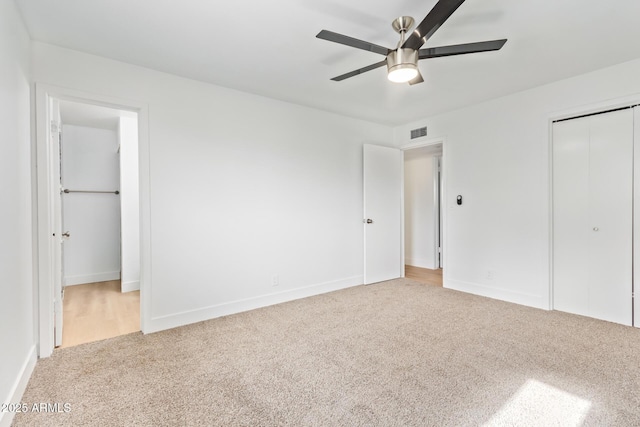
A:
392;16;414;49
392;16;415;34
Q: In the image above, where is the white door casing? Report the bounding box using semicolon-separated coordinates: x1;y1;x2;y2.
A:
363;144;403;284
552;108;633;326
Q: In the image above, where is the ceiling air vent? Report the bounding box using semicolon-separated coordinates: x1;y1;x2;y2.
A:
410;126;427;139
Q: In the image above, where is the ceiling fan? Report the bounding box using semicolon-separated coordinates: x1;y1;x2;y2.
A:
316;0;507;85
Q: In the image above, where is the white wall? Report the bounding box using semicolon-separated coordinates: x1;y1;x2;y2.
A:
394;57;640;310
119;115;140;292
32;42;394;332
404;147;440;269
61;124;121;285
0;1;36;426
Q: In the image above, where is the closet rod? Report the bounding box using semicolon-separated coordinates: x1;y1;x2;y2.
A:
63;189;120;195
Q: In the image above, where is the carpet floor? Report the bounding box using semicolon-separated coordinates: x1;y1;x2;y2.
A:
12;279;640;426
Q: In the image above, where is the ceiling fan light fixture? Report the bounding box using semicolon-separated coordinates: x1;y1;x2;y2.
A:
317;0;507;84
386;48;419;83
387;64;418;83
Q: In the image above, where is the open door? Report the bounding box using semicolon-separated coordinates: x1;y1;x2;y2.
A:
436;155;443;269
49;98;64;347
363;144;403;284
631;107;640;328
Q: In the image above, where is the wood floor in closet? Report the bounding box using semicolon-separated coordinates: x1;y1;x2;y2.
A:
60;280;140;348
405;265;443;287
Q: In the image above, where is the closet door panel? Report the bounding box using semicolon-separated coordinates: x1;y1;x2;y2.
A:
588;109;633;325
553;117;591;316
635;107;640;328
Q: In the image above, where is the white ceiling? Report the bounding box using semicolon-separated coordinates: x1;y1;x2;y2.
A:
16;0;640;126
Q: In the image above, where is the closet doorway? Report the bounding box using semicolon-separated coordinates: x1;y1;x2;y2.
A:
56;100;141;347
403;143;444;286
552;105;640;326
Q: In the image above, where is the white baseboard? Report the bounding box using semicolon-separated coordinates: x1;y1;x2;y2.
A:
0;345;37;427
445;278;549;310
145;275;363;334
64;271;120;286
121;280;140;293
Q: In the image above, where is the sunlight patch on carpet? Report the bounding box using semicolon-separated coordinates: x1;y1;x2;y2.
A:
483;379;591;426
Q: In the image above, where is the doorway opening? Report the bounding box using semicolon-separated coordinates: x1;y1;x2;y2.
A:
403;142;444;286
36;84;147;357
56;100;141;347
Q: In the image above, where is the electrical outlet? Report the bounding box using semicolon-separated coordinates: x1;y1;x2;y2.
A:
487;270;495;280
272;275;279;287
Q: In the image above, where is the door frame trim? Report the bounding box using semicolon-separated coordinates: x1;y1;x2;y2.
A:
34;83;151;357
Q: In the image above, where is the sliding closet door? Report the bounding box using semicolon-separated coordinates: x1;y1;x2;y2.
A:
587;110;633;324
553;108;633;326
553;118;591;316
635;107;640;326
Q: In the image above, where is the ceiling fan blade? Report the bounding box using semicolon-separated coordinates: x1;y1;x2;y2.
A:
408;71;424;85
418;39;507;59
330;60;387;81
317;30;391;56
403;0;466;51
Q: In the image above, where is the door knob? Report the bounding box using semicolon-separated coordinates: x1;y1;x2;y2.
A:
62;231;71;238
364;219;373;224
593;227;599;232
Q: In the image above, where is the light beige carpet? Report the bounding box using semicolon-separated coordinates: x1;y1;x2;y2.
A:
13;279;640;426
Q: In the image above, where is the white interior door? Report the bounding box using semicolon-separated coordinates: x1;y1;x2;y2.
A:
588;110;633;324
635;107;640;327
363;144;403;284
553;108;633;326
435;156;443;269
50;98;64;346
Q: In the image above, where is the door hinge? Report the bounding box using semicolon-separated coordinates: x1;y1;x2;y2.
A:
50;121;60;133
